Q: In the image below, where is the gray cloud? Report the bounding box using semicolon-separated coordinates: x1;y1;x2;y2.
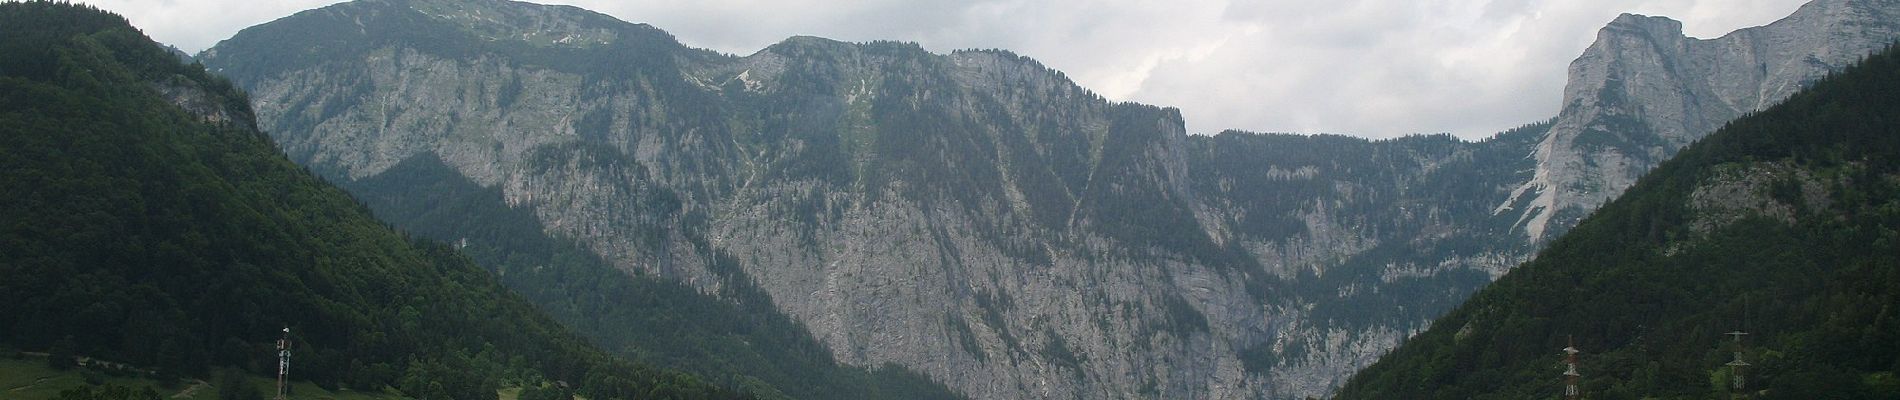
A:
80;0;1808;139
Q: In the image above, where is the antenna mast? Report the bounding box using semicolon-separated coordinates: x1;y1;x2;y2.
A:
276;327;292;400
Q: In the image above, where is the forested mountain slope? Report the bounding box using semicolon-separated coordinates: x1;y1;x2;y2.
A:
1336;44;1900;399
0;3;740;399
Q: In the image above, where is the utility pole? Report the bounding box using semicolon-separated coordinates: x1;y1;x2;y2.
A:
1563;336;1580;400
276;327;292;400
1726;330;1749;399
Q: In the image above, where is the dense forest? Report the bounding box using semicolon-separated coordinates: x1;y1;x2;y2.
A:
0;2;742;399
1335;44;1900;399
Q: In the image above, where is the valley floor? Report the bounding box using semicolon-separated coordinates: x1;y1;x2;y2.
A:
0;355;403;400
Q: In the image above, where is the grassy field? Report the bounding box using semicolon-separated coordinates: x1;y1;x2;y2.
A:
0;353;558;400
1;355;183;399
0;355;407;400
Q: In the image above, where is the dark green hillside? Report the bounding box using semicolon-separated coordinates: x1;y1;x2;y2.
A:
1335;45;1900;399
0;2;738;399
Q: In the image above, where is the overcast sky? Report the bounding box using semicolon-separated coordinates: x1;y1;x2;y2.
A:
77;0;1808;139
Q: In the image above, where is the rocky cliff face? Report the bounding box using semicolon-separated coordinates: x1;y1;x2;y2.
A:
198;0;1899;398
1497;0;1900;241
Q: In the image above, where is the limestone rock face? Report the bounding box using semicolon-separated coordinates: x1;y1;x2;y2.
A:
1497;0;1900;241
200;0;1900;398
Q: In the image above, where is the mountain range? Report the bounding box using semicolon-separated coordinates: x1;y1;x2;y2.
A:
190;0;1900;398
